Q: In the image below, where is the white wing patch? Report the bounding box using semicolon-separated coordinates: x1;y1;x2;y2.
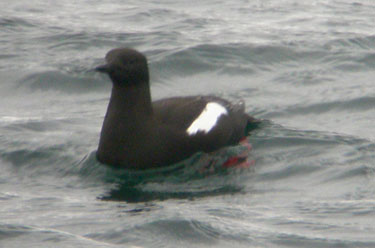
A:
186;102;228;135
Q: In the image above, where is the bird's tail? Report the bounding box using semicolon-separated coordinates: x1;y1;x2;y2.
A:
245;114;261;134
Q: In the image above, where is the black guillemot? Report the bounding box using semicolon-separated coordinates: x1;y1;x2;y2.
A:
95;48;259;170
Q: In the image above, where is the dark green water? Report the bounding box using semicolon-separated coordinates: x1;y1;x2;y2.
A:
1;0;375;247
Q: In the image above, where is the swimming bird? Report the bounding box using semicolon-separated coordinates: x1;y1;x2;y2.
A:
95;48;259;170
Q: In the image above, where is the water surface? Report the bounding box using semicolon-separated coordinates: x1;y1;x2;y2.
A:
1;0;375;247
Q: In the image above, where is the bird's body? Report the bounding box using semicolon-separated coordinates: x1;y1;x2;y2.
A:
96;48;258;169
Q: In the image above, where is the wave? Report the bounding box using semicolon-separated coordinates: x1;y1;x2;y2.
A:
324;35;375;51
0;119;253;203
1;32;373;94
12;70;110;93
0;16;37;31
150;34;375;81
79;148;253;202
150;43;303;80
2;119;374;203
249;122;375;191
0;223;116;247
267;96;375;118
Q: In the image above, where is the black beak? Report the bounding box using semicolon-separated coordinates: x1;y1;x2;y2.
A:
95;64;110;73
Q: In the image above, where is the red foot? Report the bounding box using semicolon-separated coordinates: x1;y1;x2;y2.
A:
235;159;255;168
222;157;240;168
222;137;254;169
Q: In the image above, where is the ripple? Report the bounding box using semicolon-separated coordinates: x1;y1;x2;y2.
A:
0;223;117;247
325;35;375;51
16;71;108;93
266;96;375;118
0;17;37;31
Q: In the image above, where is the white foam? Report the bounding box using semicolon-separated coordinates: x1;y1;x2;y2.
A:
186;102;228;135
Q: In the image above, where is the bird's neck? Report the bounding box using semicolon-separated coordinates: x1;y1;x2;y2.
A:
108;83;153;119
97;82;155;165
99;83;154;147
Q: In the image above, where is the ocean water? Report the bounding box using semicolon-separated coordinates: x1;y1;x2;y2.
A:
1;0;375;247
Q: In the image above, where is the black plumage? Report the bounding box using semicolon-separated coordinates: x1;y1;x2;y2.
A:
96;48;258;169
